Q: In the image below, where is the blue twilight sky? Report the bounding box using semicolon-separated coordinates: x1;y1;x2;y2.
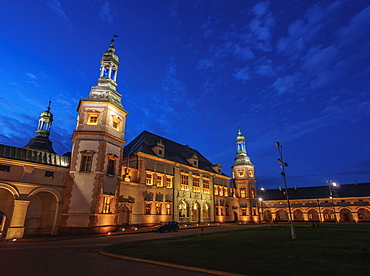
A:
0;0;369;189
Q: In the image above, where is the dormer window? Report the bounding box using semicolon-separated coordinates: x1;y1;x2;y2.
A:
212;163;222;174
151;140;165;158
186;153;198;168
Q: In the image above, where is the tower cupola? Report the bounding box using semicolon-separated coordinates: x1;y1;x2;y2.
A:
234;127;253;166
97;39;120;90
23;101;55;153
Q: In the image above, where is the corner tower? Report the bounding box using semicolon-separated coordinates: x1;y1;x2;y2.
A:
232;128;257;223
61;39;128;234
23;101;55;153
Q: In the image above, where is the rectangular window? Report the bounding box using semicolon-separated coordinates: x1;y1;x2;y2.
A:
146;172;153;185
219;186;224;196
203;179;210;194
87;113;99;125
166;204;171;215
166;176;173;188
214;185;219;195
240;189;246;198
107;159;115;175
0;165;11;172
145;202;151;214
103;197;111;214
180;174;189;190
156;203;161;215
193;177;200;192
112;116;122;131
45;171;54;178
156;174;163;187
80;156;92;172
224;187;228;197
242;208;247;216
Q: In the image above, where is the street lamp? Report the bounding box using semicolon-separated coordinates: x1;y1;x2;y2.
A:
326;180;338;223
276;142;297;239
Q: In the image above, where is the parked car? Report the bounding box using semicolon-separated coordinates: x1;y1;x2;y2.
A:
152;221;180;232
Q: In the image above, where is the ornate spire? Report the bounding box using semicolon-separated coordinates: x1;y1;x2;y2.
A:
23;101;55;153
86;38;126;112
234;127;253;166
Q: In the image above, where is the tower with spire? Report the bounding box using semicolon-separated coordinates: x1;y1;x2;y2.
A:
23;101;55;153
60;39;128;235
232;127;258;223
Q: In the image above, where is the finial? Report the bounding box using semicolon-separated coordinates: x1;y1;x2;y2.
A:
47;99;52;111
238;125;242;136
111;34;119;47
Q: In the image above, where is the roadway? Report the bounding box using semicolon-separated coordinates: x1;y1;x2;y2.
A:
0;224;255;276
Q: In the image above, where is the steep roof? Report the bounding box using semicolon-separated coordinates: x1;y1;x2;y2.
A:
258;183;370;200
124;130;227;176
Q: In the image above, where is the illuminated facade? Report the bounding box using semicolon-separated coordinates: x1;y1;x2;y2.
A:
258;183;370;223
1;42;369;239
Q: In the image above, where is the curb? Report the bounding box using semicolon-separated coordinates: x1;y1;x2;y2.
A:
99;250;246;276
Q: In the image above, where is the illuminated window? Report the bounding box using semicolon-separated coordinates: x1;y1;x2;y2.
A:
193;177;200;192
181;174;189;190
219;186;224;196
166;176;173;188
103;196;111;214
214;185;219;195
249;170;254;177
0;165;11;172
87;112;100;125
156;203;161;215
241;208;247;216
224;187;228;197
240;189;246;198
166;204;171;215
146;172;153;185
203;178;210;194
251;188;256;198
145;202;151;214
80;155;92;172
156;174;164;187
238;170;244;177
112;115;122;131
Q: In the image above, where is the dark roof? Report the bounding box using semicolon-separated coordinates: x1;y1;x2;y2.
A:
258;183;370;200
0;144;70;168
124;131;227;176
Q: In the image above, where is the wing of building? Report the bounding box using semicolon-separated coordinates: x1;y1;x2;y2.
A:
0;42;369;240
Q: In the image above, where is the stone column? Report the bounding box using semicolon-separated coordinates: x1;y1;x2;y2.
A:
6;200;30;239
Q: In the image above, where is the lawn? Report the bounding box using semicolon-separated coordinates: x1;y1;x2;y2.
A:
102;223;370;276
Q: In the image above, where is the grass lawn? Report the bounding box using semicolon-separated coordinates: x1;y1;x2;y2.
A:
102;223;370;276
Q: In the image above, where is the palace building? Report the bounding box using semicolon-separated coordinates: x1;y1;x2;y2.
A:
0;41;369;240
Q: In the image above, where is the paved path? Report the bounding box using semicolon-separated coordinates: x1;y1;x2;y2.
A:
0;224;257;276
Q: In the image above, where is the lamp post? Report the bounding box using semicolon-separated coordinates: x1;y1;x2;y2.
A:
326;180;338;223
275;142;297;239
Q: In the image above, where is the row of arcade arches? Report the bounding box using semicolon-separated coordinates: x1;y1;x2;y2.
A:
178;200;211;222
0;183;61;239
263;207;370;222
